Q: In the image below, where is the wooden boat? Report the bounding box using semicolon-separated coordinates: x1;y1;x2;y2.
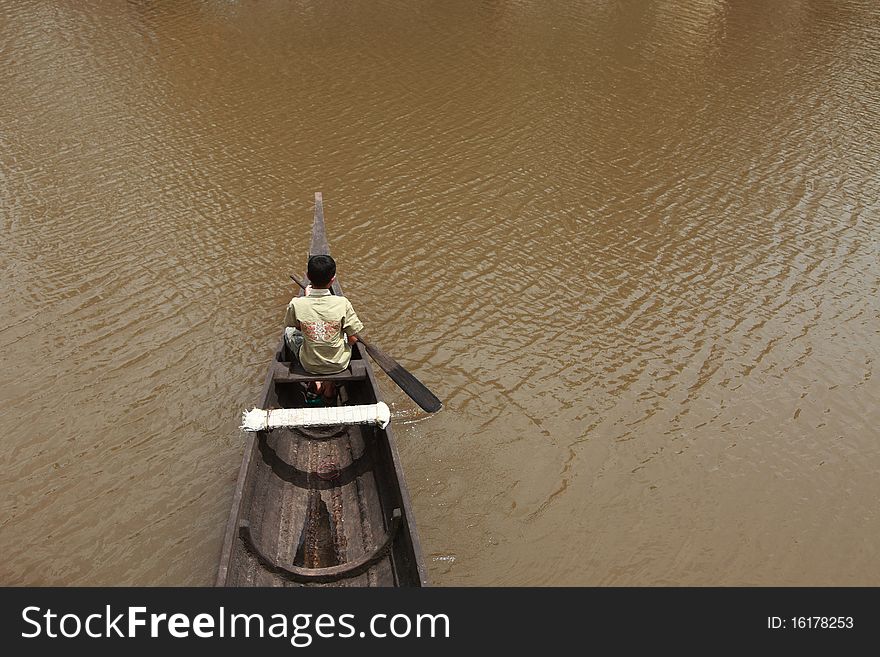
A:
216;193;428;586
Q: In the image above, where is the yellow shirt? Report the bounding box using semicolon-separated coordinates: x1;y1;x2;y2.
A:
283;289;364;374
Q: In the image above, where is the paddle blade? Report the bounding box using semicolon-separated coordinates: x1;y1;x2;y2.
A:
362;342;442;413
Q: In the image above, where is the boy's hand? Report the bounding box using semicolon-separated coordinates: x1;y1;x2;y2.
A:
304;285;313;296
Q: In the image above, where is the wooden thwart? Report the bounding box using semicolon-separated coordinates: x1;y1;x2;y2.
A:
271;360;368;383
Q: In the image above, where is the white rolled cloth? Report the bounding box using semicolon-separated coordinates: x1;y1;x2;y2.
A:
241;402;391;432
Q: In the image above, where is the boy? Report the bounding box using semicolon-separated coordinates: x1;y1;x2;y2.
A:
284;254;364;402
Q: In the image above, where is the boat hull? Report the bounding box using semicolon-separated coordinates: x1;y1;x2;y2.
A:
216;193;427;587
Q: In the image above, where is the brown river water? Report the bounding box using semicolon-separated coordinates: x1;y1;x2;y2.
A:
1;1;878;586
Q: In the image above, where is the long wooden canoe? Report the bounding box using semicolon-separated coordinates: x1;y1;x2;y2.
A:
216;193;428;586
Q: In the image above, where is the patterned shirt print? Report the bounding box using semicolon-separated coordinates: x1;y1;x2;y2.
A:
300;319;341;343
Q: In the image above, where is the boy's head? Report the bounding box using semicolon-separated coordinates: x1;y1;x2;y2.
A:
307;255;336;287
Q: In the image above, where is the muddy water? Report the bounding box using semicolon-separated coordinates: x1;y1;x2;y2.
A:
1;0;878;585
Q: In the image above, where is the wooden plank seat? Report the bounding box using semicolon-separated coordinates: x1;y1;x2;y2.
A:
271;359;368;384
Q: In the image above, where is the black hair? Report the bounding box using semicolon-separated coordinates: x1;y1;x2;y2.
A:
307;255;336;287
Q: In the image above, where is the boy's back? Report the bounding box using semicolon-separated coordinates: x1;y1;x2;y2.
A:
285;289;364;374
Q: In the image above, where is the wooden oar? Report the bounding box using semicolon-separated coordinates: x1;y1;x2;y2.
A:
289;274;442;413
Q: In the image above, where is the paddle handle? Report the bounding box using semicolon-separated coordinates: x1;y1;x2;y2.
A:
289;273;308;292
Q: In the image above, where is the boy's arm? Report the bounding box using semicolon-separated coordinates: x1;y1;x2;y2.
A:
288;287;311;330
343;300;365;344
283;300;301;330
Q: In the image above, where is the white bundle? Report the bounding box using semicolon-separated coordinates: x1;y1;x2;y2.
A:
240;402;391;432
